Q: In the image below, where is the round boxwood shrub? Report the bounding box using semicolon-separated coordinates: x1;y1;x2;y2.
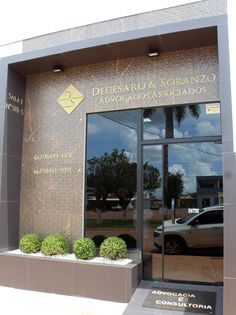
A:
100;236;127;260
73;237;96;260
19;233;43;254
41;234;70;256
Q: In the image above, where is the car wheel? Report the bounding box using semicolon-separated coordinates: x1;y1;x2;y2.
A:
164;238;185;255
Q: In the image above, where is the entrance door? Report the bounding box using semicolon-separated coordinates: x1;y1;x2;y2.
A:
142;142;223;283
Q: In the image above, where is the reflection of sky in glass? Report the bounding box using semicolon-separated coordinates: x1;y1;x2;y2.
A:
143;143;222;195
87;110;138;161
87;107;222;196
169;143;222;193
143;108;165;140
143;103;221;140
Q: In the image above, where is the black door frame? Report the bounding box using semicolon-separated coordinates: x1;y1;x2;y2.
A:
136;107;222;281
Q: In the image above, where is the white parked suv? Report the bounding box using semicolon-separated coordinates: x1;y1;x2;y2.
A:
153;205;223;255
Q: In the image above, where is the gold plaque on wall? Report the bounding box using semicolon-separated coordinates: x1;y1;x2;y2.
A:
206;103;220;115
57;84;85;114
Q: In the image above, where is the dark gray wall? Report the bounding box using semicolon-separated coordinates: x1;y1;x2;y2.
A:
0;65;26;250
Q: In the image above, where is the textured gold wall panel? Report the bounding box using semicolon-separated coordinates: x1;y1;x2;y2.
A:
19;46;219;240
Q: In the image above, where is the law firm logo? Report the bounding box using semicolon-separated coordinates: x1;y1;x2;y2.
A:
57;84;85;114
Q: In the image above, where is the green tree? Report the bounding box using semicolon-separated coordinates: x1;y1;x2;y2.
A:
167;171;184;208
87;149;161;220
87;153;113;223
143;162;161;193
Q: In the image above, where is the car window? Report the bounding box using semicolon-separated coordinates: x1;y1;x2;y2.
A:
176;211;204;224
192;210;223;225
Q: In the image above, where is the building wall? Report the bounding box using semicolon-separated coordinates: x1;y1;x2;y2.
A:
0;1;234;314
20;46;219;239
22;0;226;53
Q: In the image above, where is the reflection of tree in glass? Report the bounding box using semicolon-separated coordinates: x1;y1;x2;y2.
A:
87;149;136;222
167;172;184;208
87;149;160;221
143;162;161;193
144;105;201;207
163;105;200;206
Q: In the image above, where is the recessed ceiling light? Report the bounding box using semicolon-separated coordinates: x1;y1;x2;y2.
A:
147;51;159;57
52;65;64;73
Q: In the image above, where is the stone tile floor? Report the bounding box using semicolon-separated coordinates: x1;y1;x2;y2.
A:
0;286;127;315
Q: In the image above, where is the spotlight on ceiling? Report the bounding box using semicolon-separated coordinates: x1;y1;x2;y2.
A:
147;51;159;57
52;65;64;73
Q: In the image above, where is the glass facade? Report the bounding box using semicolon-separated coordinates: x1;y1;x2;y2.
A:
144;142;223;282
143;103;221;140
85;110;138;248
85;103;223;283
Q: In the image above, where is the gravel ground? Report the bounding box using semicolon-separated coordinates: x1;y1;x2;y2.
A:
7;249;132;265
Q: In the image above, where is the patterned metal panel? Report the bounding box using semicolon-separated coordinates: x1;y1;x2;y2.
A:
19;46;219;239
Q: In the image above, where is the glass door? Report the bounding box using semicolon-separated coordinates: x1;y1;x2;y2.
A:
143;142;223;283
143;144;164;279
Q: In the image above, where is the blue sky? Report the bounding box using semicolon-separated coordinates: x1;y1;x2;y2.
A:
87;107;222;194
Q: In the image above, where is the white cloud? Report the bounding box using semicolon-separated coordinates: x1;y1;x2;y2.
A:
143;145;162;167
169;164;186;176
124;151;136;163
173;128;184;138
87;122;102;135
168;142;222;193
195;120;217;136
88;115;222;195
183;160;217;193
195;160;217;175
143;126;164;140
120;128;138;161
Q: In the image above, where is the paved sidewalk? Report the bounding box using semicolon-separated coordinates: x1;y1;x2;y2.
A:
0;286;127;315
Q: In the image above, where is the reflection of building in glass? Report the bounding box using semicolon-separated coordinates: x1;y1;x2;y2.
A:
179;194;197;209
87;193;135;211
196;176;223;208
143;195;162;210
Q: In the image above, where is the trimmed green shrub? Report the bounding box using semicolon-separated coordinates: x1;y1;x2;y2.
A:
19;233;43;254
41;234;70;256
100;236;127;260
73;237;96;260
